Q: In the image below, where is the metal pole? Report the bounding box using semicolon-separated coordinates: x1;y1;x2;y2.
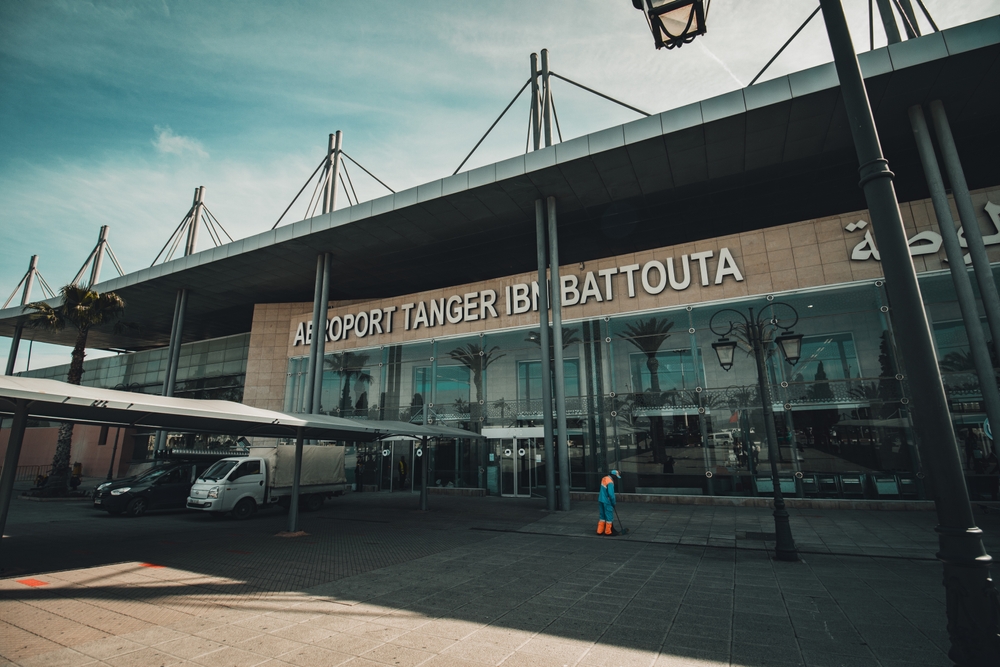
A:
547;196;570;511
310;253;332;414
910;105;1000;450
897;0;919;38
540;50;553;148
185;187;204;256
163;289;187;399
303;254;325;413
749;310;797;561
5;323;23;376
90;226;109;287
929;100;1000;361
420;436;428;510
820;2;1000;662
535;200;557;511
288;426;304;533
106;427;122;481
5;255;39;376
322;134;335;215
22;256;37;305
330;131;343;213
530;53;541;152
874;0;902;43
0;400;29;553
155;288;187;453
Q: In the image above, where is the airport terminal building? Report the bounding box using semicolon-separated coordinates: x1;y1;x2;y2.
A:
4;16;1000;502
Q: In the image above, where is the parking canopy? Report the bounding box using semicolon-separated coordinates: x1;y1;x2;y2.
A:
0;376;484;543
0;376;483;441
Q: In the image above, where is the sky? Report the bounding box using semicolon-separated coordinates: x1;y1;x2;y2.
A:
2;0;998;373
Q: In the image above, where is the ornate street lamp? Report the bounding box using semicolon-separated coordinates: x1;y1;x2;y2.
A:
709;301;800;562
630;2;1000;659
631;0;709;49
711;337;737;372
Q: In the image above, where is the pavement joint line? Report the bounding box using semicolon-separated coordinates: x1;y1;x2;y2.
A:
469;526;940;561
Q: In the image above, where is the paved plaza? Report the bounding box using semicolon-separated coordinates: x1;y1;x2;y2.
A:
2;486;999;667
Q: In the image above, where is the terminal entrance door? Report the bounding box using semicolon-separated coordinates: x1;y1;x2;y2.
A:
379;438;417;492
484;427;547;498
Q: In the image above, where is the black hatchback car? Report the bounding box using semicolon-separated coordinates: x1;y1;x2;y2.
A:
93;461;208;517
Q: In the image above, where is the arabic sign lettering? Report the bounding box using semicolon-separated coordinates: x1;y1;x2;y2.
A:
847;201;1000;264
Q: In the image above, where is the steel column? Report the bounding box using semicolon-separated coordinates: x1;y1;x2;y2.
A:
820;2;1000;662
535;200;557;511
310;253;332;414
287;426;304;533
929;100;1000;363
874;0;902;43
530;53;541;152
0;400;28;554
163;289;187;399
185;187;204;256
547;196;570;511
328;131;343;214
155;288;187;453
90;226;109;286
5;256;39;376
303;254;325;413
540;50;553;148
5;323;23;376
910;105;1000;452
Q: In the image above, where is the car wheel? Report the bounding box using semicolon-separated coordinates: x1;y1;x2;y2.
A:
232;497;256;520
126;497;148;518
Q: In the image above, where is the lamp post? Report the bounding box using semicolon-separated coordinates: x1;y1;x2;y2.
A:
710;302;802;562
631;1;1000;661
631;0;708;49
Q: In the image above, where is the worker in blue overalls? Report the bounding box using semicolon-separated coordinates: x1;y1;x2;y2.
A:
597;470;621;536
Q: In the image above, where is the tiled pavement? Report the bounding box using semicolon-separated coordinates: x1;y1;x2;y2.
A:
2;488;998;667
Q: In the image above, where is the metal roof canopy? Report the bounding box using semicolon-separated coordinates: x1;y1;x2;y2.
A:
0;376;482;442
0;376;482;542
1;17;997;351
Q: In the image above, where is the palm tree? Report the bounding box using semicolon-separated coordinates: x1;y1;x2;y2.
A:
621;317;675;392
24;285;126;495
525;326;582;356
621;317;675;463
447;343;505;425
324;352;372;415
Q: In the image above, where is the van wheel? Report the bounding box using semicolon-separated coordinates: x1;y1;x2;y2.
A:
126;497;148;518
302;494;324;512
232;498;257;520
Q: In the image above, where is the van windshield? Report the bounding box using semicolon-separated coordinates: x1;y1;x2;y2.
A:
200;460;239;481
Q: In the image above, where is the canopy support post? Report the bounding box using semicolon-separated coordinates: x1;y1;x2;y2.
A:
0;400;29;553
288;426;304;533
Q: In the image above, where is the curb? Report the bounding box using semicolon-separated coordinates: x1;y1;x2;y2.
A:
569;491;938;511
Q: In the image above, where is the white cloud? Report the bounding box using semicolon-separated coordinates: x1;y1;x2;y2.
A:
152;125;209;159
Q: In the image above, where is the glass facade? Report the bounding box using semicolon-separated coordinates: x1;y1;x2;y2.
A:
21;334;251;460
285;270;1000;501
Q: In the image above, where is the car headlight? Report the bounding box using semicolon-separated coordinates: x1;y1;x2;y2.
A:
207;487;219;499
110;487;131;496
97;482;112;491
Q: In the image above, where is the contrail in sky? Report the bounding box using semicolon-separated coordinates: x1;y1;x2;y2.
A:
698;41;744;88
